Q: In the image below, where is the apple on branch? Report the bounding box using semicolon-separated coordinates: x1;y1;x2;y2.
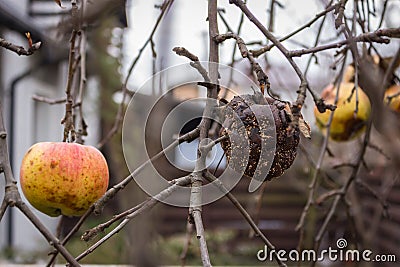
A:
20;142;109;217
314;83;371;141
384;84;400;113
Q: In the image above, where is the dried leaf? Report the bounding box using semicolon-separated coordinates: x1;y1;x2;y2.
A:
25;32;32;48
282;103;311;138
54;0;66;9
32;42;42;50
299;117;311;139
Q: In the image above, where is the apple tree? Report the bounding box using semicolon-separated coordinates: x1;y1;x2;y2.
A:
0;0;399;266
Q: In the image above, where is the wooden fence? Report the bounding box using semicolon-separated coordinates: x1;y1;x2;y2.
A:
157;164;400;265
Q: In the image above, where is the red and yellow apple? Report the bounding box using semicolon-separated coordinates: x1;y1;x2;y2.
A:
314;83;371;141
20;142;109;217
384;84;400;113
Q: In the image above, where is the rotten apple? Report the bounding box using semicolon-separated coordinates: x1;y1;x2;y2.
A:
219;93;300;181
20;142;109;217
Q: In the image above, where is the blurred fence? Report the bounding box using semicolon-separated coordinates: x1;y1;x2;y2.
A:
157;165;400;264
158;172;306;250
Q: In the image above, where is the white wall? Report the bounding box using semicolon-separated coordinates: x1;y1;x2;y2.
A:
0;29;63;254
0;27;101;259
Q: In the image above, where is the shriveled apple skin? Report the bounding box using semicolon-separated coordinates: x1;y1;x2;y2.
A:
20;142;109;217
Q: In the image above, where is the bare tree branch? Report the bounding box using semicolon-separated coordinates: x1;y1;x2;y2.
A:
203;172;286;267
183;1;222;266
98;0;175;148
74;175;192;263
296;57;348;251
48;128;199;265
303;0;334;77
312;121;373;266
0;200;8;222
94;127;199;215
32;95;67;105
46;206;94;267
81;200;148;242
215;32;269;93
229;0;313;132
180;221;194;266
192;207;211;266
172;47;210;82
251;2;338;57
61;30;78;142
0;99;80;266
75;27;88;144
0;36;41;56
334;0;348;29
288;28;399;58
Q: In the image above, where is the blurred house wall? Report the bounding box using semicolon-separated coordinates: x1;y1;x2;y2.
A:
0;1;101;260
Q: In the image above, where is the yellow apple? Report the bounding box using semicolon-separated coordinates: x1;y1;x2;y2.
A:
20;142;109;217
314;83;371;141
384;84;400;113
343;64;355;83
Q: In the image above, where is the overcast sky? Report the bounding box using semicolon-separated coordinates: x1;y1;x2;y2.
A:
121;0;399;122
124;1;325;89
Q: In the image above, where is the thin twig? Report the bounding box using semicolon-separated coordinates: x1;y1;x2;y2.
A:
251;3;337;57
17;202;80;266
203;172;286;267
185;1;221;266
97;0;175;148
211;7;246;135
377;0;389;29
229;0;323;133
355;179;388;213
74;175;192;263
315;189;342;205
0;99;80;266
0;200;8;222
81;199;148;242
381;47;400;93
83;168;199;242
227;6;245;87
248;181;268;238
75;28;88;144
94;128;199;215
172;47;210;82
312;121;373;266
365;174;398;243
0;36;41;56
55;216;65;241
304;0;334;77
46;207;94;267
49;121;192;263
217;8;234;33
180;221;194;266
267;0;276;32
296;57;348;253
343;193;360;249
192;208;211;266
367;142;391;160
32;95;67;105
287;28;399;58
61;30;78;142
215;32;269;93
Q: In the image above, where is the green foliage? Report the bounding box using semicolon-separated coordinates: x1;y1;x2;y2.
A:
156;229;268;265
